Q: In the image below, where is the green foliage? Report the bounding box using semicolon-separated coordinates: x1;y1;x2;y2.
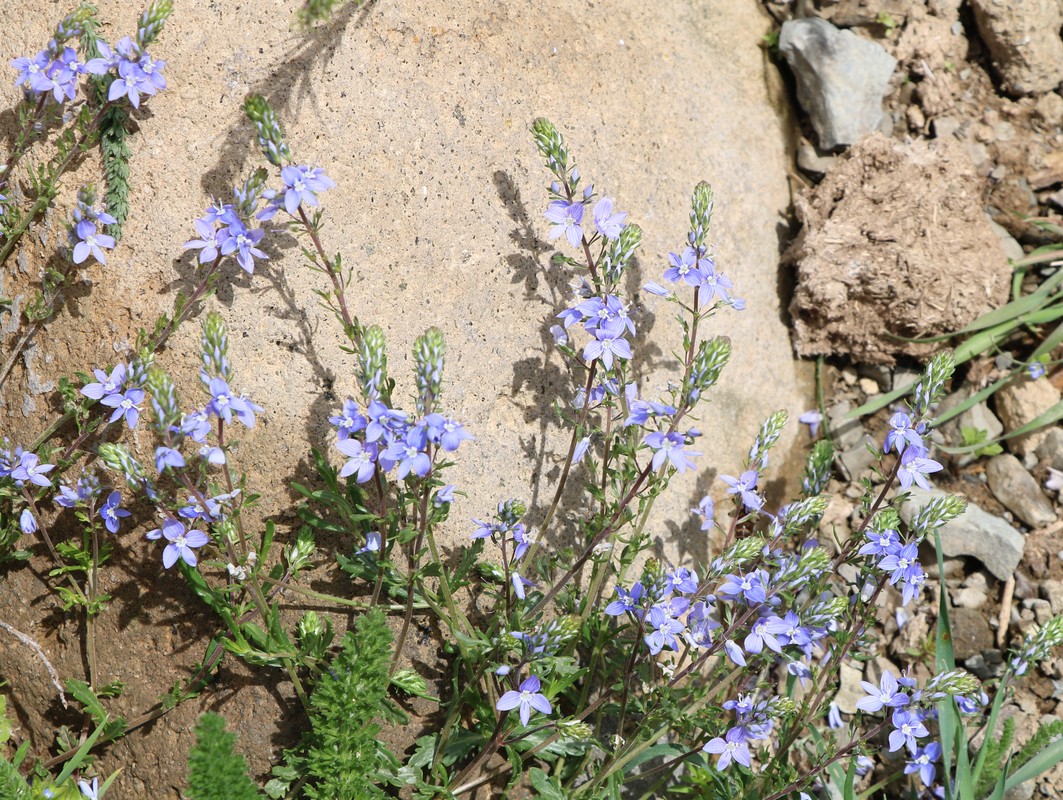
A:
187;713;263;800
98;106;131;240
960;426;1004;457
975;717;1015;798
294;609;395;799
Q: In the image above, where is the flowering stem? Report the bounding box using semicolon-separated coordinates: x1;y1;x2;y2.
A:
30;254;224;454
390;484;433;678
762;719;889;800
0;101;114;269
450;709;510;789
296;206;360;346
0;94;49;196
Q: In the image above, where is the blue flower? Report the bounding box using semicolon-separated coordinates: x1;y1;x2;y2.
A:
592;196;627;240
885;412;925;454
206;378;260;428
644;604;684;655
692;495;715;530
11;51;53;94
19;508;36;535
101;387;144;429
11;452;55;488
154;446;186;474
858;528;901;558
604;582;645;617
496;675;552;726
107;59;152;108
424;414;474;452
888;708;928;753
905;742;941;787
220;220;267;274
337;439;378;483
148;518;209;569
99;490;131;533
856;670;909;713
279;164;336;215
720;470;763;511
664;247;702;285
383;427;432;480
1028;362;1047;379
582;329;631;370
644;431;700;473
81;364;127;402
434;484;456;506
72;220;116;265
184;218;224;263
78;777;100;800
544;200;584;248
703;728;751;771
329;399;367;440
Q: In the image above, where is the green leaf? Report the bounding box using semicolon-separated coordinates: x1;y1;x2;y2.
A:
186;713;264;800
1004;735;1063;793
390;669;438;702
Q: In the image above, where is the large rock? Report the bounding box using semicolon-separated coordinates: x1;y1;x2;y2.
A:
0;0;809;794
788;134;1011;364
994;376;1062;457
985;454;1057;529
778;18;897;149
900;488;1025;582
970;0;1063;96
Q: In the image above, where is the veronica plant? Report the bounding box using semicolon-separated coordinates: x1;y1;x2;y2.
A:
6;81;1063;800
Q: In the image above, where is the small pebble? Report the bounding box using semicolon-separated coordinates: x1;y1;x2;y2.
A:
858;377;879;395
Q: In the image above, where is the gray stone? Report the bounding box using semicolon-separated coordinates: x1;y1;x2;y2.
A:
985;454;1057;529
950;607;994;660
1035;427;1063;471
963;571;989;592
778;18;897;149
834;661;865;714
970;0;1063;96
828;400;864;451
901;488;1025;581
838;441;876;480
995;377;1061;456
988;217;1024;262
954;587;988;609
1041;579;1063;615
857;363;891;392
1035;92;1063;127
796;138;837;177
1022;598;1053;625
932;116;961;140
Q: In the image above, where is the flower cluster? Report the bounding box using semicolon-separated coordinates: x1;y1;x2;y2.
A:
331;399;472;486
184;164;334;274
68;186;117;266
11;2;170;108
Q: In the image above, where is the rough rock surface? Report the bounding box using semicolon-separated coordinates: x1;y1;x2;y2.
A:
778;18;897;149
788;133;1012;364
985;454;1057;529
969;0;1063;96
995;376;1062;457
901;488;1025;581
0;0;810;795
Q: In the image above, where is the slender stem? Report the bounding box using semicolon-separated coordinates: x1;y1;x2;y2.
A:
297;206;359;343
87;519;100;689
30;254;224;453
526;360;598;565
450;711;510;789
258;575;420;611
390;483;431;677
0;102;114;268
0;94;48;195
